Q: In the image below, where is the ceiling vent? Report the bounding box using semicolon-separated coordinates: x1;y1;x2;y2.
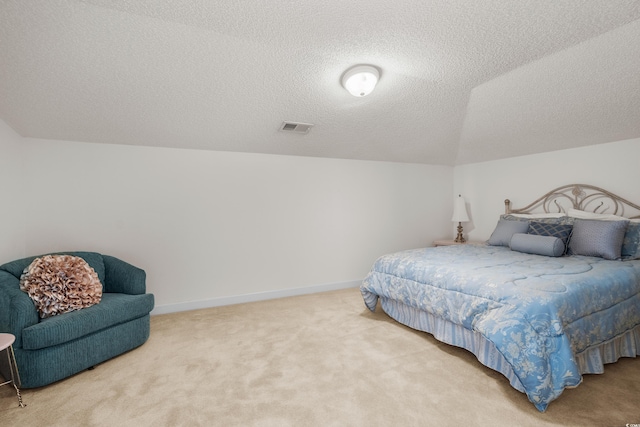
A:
279;121;314;134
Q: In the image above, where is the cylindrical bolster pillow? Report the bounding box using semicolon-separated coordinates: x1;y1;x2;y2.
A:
510;233;565;257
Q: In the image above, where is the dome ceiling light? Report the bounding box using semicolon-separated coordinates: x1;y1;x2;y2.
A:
341;65;380;97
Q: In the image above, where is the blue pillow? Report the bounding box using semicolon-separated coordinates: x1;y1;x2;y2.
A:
488;219;530;247
528;221;573;253
622;222;640;260
510;233;565;257
568;219;629;260
501;214;566;225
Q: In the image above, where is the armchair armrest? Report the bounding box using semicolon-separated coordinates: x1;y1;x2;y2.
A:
0;271;39;347
102;255;146;295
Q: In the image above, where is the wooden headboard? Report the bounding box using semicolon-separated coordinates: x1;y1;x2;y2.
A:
505;184;640;219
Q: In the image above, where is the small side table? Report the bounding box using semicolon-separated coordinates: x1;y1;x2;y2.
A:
0;333;25;407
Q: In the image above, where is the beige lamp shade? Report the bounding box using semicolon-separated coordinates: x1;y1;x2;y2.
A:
452;195;469;223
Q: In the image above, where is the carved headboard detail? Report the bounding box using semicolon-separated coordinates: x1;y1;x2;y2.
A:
505;184;640;219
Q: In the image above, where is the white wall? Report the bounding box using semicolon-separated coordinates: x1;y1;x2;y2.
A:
0;120;26;261
454;138;640;241
11;119;637;314
21;137;452;312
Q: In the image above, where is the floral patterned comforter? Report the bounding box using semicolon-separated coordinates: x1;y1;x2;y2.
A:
360;244;640;411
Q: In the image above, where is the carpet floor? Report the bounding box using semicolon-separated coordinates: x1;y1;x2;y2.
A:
1;288;639;426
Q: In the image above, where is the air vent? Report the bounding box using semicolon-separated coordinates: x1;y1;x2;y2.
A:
279;121;314;134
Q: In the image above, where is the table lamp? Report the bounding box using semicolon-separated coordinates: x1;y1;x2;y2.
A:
452;194;470;243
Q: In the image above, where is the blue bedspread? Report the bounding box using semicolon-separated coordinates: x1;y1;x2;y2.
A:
360;244;640;411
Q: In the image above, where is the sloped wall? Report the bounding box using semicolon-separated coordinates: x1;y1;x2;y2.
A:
21;137;452;311
10;119;637;313
454;138;640;241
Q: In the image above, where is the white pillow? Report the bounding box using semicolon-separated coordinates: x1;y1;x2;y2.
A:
507;212;566;219
567;208;626;221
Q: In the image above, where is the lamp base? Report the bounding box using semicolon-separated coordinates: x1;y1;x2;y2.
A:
454;222;466;243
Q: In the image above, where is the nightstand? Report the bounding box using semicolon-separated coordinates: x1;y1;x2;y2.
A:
433;240;483;247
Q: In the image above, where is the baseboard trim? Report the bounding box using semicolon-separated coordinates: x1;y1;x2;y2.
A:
151;280;361;315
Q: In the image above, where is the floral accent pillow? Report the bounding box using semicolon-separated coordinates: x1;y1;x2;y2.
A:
19;255;103;318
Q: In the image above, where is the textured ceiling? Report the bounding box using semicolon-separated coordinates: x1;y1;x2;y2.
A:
1;0;639;165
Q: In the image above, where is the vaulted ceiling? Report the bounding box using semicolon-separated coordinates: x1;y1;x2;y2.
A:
1;0;639;165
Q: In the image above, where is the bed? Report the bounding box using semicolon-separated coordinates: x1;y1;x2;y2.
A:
360;184;640;412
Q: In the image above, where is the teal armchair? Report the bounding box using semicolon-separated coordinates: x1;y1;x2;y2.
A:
0;252;154;388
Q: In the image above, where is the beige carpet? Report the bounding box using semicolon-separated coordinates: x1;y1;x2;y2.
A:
1;288;638;426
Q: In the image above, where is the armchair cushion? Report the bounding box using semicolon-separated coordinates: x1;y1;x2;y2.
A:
22;292;155;350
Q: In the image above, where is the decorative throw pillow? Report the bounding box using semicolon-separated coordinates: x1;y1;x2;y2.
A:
622;221;640;260
488;219;530;246
568;219;629;260
510;233;565;257
501;214;566;224
528;221;573;253
19;255;103;318
567;210;640;259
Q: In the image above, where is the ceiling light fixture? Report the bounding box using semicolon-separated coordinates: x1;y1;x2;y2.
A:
341;65;380;97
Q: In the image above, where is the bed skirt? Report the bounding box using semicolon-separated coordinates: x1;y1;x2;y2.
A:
378;296;640;400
